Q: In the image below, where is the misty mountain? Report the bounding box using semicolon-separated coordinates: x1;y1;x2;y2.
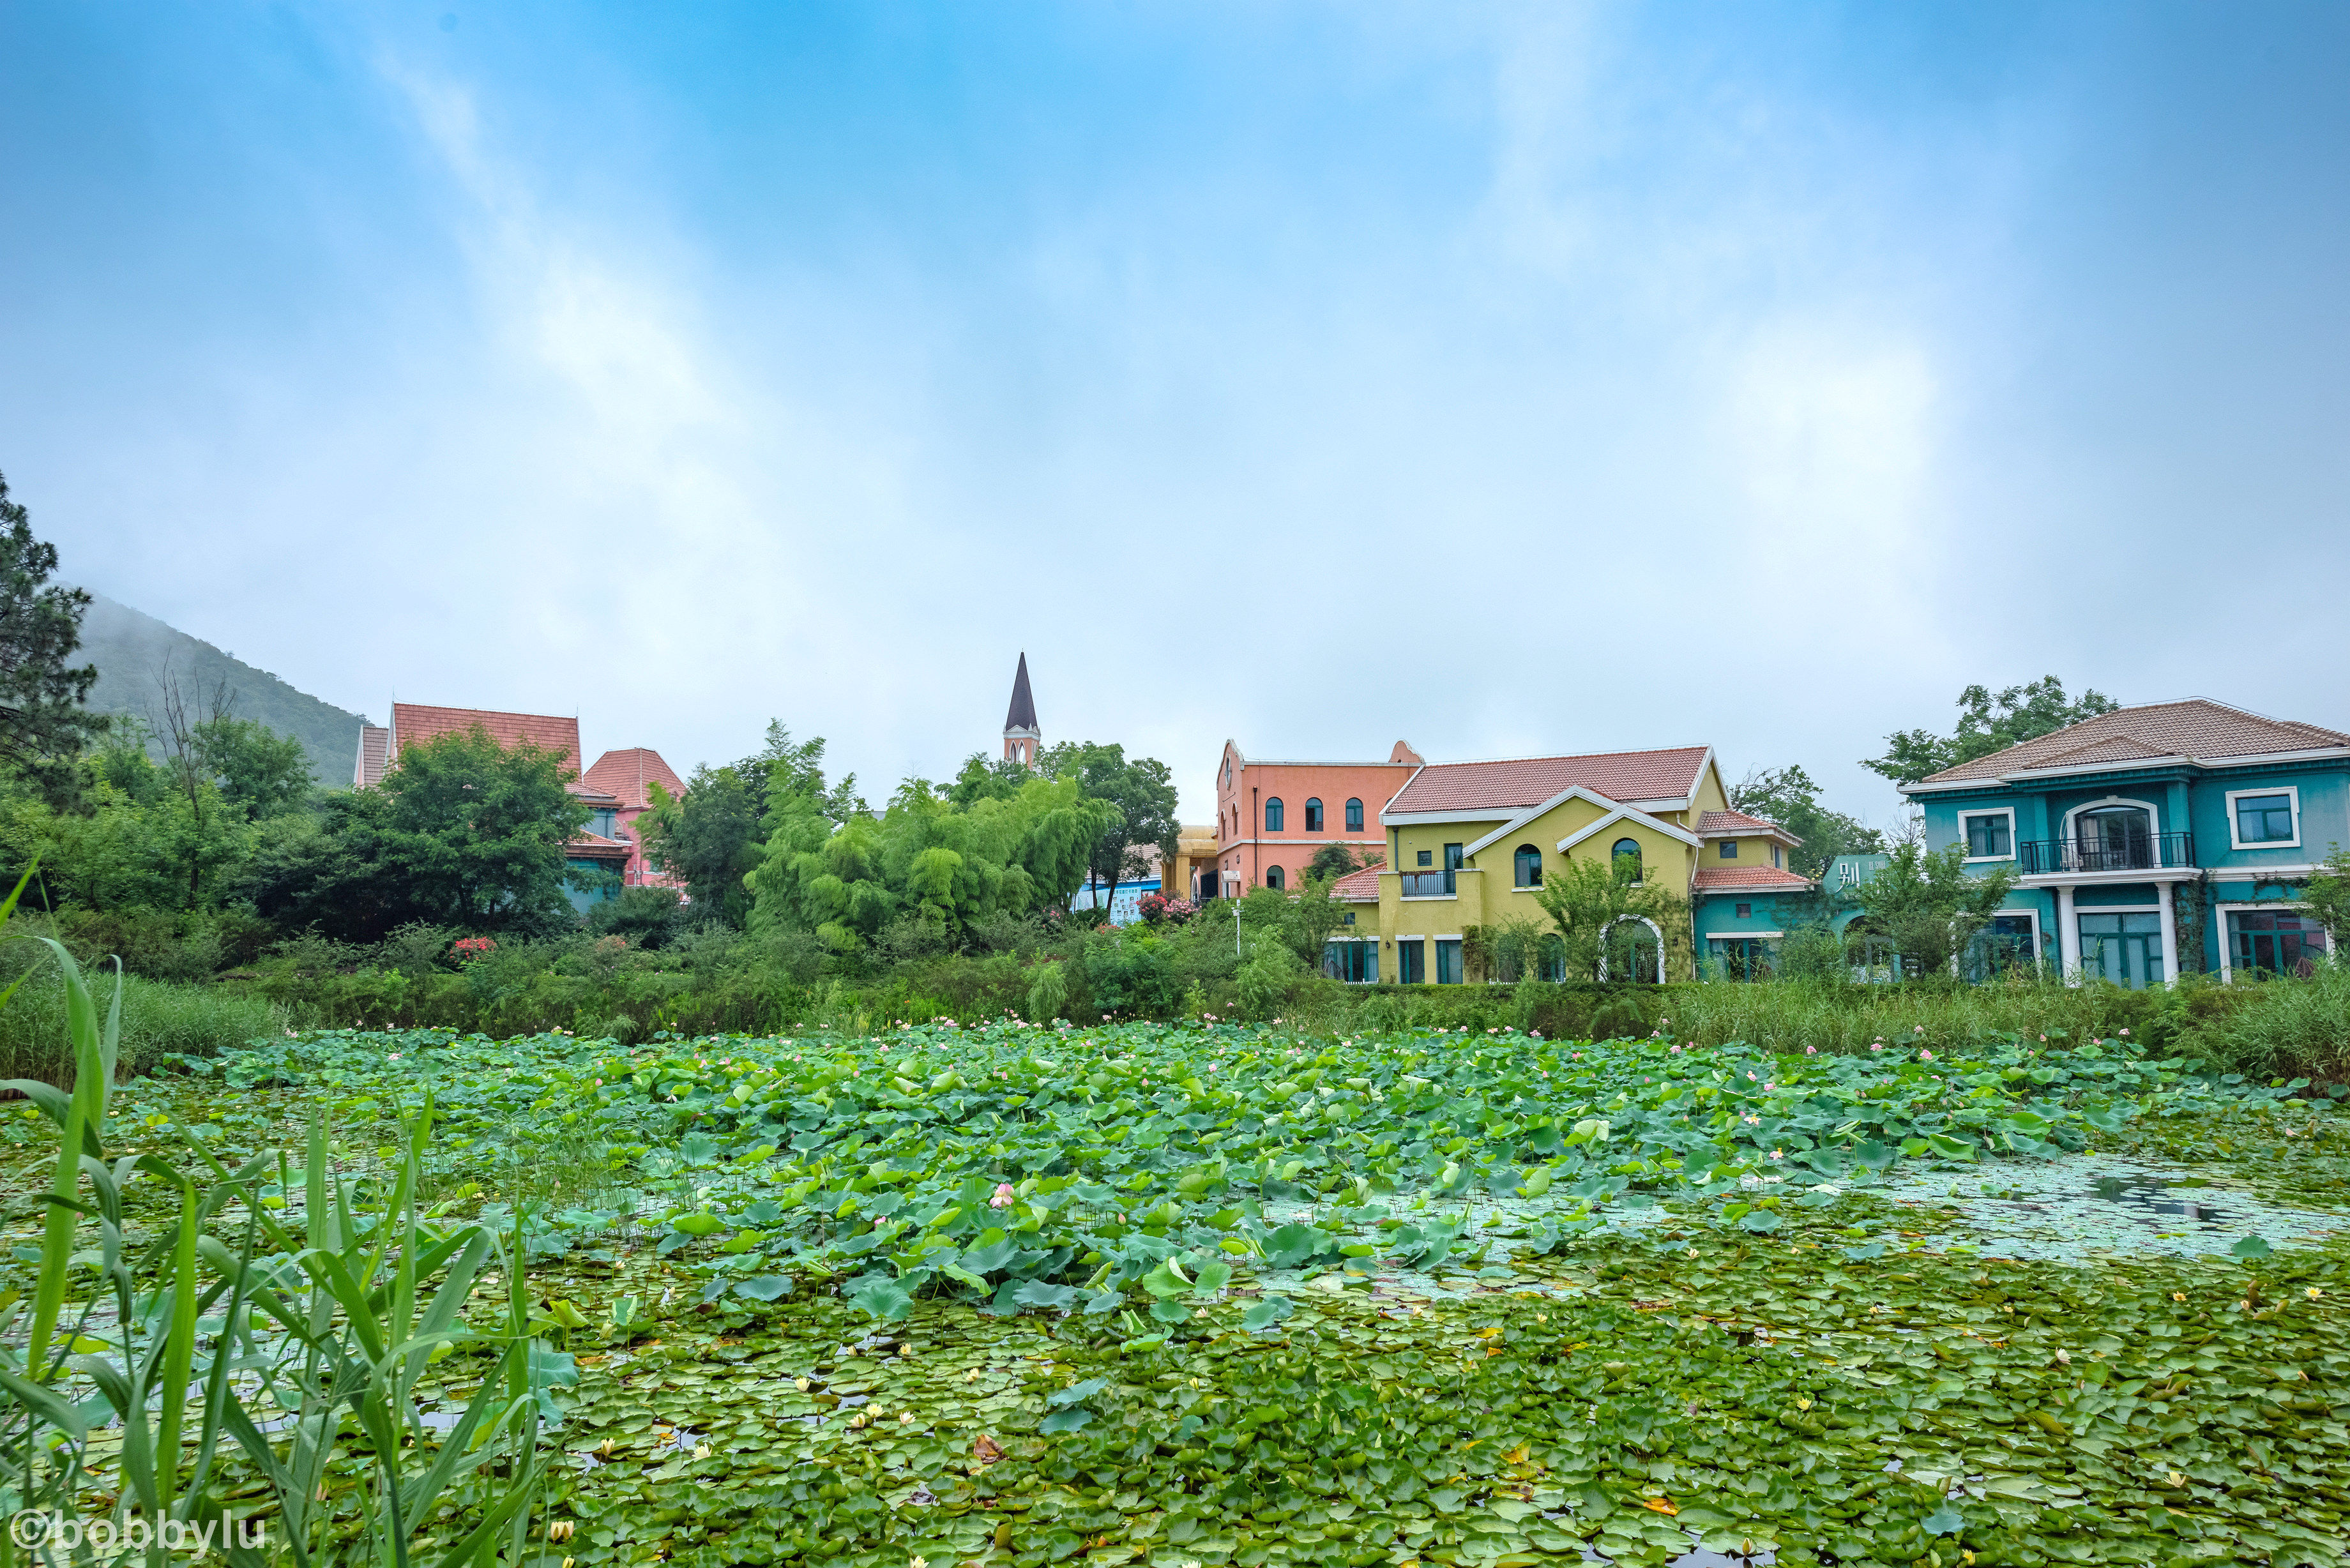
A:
75;592;368;785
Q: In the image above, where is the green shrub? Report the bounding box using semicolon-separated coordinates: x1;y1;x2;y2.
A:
2183;960;2350;1080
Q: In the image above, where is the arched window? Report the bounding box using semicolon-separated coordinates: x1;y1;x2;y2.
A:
1345;797;1364;831
1264;797;1285;832
1513;845;1543;888
1266;864;1285;890
1612;838;1642;882
1305;798;1324;832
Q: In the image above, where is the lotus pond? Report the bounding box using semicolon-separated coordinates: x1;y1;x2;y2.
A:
7;1020;2349;1568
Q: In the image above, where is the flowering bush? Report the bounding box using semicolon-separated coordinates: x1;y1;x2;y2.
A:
451;936;497;963
1137;893;1199;926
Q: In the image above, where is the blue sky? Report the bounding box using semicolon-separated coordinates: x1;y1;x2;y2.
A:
3;3;2346;821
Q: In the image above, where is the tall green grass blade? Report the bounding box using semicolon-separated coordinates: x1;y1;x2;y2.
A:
156;1182;200;1514
24;940;102;1376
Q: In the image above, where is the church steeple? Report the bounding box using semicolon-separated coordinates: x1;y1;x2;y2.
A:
1003;652;1041;765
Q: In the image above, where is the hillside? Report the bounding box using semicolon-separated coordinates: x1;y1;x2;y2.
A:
75;592;368;785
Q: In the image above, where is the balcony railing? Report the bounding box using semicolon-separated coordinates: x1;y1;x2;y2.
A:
2018;833;2195;875
1400;870;1456;897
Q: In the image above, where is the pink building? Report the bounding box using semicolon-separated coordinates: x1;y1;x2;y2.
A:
1211;739;1423;897
354;705;687;901
583;748;690;889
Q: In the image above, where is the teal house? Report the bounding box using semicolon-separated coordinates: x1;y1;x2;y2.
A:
1687;809;1818;979
1898;699;2346;988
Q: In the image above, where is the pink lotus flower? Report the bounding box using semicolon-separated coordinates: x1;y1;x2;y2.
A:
1919;1050;1934;1061
1870;1043;1883;1053
990;1183;1015;1209
1804;1046;1817;1055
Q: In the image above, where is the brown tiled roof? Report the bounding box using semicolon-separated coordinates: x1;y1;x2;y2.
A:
1695;808;1795;840
1331;866;1382;901
354;725;390;789
584;748;688;810
1914;699;2350;786
1692;866;1814;893
391;704;583;776
1385;746;1709;816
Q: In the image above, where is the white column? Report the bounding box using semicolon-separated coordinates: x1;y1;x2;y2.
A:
2156;879;2179;988
2056;885;2080;984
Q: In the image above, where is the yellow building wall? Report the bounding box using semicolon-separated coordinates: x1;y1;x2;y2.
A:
1374;795;1706;978
1690;758;1730;819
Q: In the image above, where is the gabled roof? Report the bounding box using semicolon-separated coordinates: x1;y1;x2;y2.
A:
1004;653;1039;735
1695;809;1803;847
354;725;390;790
1331;866;1382;902
1911;698;2350;788
1384;746;1711;818
390;704;582;776
1692;865;1814;893
584;748;688;810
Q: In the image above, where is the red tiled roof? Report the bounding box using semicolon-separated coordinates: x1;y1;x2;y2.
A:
1385;746;1710;816
1916;699;2350;785
1692;865;1814;893
1695;809;1787;838
391;704;583;776
583;747;688;810
1331;866;1382;901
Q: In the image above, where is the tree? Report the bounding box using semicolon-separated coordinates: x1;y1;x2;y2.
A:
747;764;1113;954
1304;841;1382;882
946;752;1033;808
1531;854;1687;983
635;769;762;926
1731;764;1884;880
2298;844;2350;952
631;721;865;929
1852;841;2017;979
1038;742;1178;910
196;715;312;822
243;727;589;940
0;472;104;805
1863;677;2121;787
146;665;308;903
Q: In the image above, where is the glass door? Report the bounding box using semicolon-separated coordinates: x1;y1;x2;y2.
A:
2075;806;2152;872
2077;912;2164;988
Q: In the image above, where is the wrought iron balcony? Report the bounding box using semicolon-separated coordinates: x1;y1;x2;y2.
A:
2018;833;2195;875
1399;870;1456;897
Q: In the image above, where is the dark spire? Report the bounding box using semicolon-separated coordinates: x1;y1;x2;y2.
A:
1004;652;1038;734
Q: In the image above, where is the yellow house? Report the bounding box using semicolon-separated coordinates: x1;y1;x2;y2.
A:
1361;745;1745;983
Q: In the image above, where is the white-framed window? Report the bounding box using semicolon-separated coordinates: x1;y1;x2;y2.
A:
1961;808;2015;861
2225;785;2301;850
1770;844;1783;869
2217;901;2330;983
